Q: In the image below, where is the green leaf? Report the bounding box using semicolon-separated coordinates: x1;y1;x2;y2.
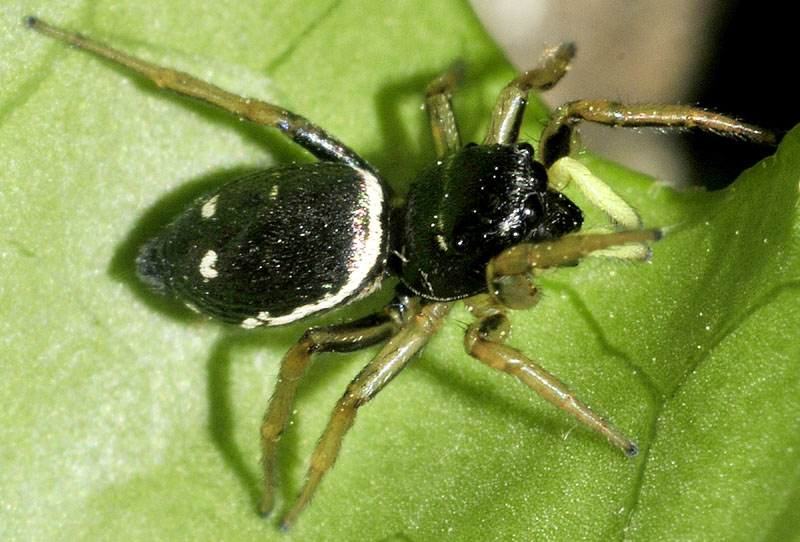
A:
2;1;798;541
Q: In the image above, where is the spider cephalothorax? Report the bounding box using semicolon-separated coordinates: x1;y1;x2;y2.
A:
400;142;583;300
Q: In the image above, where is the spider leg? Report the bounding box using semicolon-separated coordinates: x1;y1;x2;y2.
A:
539;99;783;168
258;302;413;517
483;42;575;145
577;225;653;261
26;17;374;171
548;156;642;229
463;301;638;456
280;300;453;530
487;229;661;310
425;61;464;156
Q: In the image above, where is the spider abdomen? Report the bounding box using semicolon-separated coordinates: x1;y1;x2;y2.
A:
138;163;391;327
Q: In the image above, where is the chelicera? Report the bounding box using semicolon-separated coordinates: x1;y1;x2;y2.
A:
27;16;781;530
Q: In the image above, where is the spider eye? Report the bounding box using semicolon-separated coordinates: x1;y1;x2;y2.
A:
523;192;544;220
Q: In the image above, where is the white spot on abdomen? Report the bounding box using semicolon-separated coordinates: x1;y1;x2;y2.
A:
199;249;218;279
201;195;219;218
241;317;260;329
240;310;271;329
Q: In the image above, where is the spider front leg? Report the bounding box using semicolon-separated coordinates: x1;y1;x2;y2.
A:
463;296;638;457
279;300;453;530
486;229;662;311
259;303;413;518
539;99;783;168
537;98;782;245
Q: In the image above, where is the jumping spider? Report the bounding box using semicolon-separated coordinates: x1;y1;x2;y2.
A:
27;16;780;529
